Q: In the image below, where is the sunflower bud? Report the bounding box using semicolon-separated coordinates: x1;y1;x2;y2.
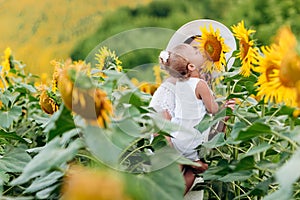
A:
57;67;74;111
39;90;59;114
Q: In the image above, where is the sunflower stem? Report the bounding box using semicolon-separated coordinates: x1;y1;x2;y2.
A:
227;82;231;97
289;116;295;131
266;107;281;123
261;104;265;118
271;130;298;149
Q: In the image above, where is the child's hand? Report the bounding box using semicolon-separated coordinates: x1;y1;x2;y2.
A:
190;160;208;174
223;99;235;122
224;98;235;111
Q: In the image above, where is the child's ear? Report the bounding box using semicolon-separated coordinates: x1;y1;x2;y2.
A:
187;64;196;71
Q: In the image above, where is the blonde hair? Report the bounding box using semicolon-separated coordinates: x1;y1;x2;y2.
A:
159;44;192;80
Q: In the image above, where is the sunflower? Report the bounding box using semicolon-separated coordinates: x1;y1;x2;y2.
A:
50;59;64;92
95;46;122;72
197;24;230;72
153;65;163;85
93;88;113;127
273;25;297;51
0;76;7;90
255;26;300;107
71;87;113;128
58;60;113;128
139;82;159;96
130;65;164;96
293;108;300;118
131;78;158;96
62;166;131;200
39;89;60;115
231;20;259;77
1;47;12;74
297;82;300;107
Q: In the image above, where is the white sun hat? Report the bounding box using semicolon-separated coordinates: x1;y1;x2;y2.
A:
166;19;236;70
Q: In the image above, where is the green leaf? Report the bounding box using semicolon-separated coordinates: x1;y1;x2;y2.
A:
218;171;253;182
115;118;144;138
83;125;122;167
0;145;31;173
203;161;231;181
234;156;255;171
202;132;226;148
17;83;37;93
235;108;259;118
25;171;63;193
244;80;257;93
0;130;27;143
228;92;248;100
0;106;22;129
230;122;247;139
0;196;34;200
11;136;83;185
250;178;273;196
194;114;212;132
35;184;60;199
117;90;148;108
235;122;272;141
202;169;222;180
289;126;300;144
195;108;230;133
36;183;61;199
111;122;140;150
0;171;10;194
151;135;168;150
261;148;300;200
150;113;181;134
44;104;76;141
150;147;196;171
125;162;184;200
0;171;9;183
275;105;294;116
0;171;9;196
240;143;272;159
0;90;19;107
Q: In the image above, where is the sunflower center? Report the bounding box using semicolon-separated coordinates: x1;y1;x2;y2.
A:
265;66;277;82
279;53;300;88
204;35;222;62
240;40;250;60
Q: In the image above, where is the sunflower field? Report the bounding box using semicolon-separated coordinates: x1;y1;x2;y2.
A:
1;19;300;200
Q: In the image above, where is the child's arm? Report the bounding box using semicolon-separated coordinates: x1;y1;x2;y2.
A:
196;79;219;114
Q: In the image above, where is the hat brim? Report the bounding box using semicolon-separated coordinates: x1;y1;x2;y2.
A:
166;19;236;70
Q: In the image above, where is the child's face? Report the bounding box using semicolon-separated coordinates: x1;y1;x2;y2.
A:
180;44;205;69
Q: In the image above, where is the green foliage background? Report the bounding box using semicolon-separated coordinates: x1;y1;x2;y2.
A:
71;0;300;69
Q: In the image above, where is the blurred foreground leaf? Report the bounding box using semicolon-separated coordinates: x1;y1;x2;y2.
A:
83;125;122;167
11;130;82;185
125;162;184;200
43;104;76;141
